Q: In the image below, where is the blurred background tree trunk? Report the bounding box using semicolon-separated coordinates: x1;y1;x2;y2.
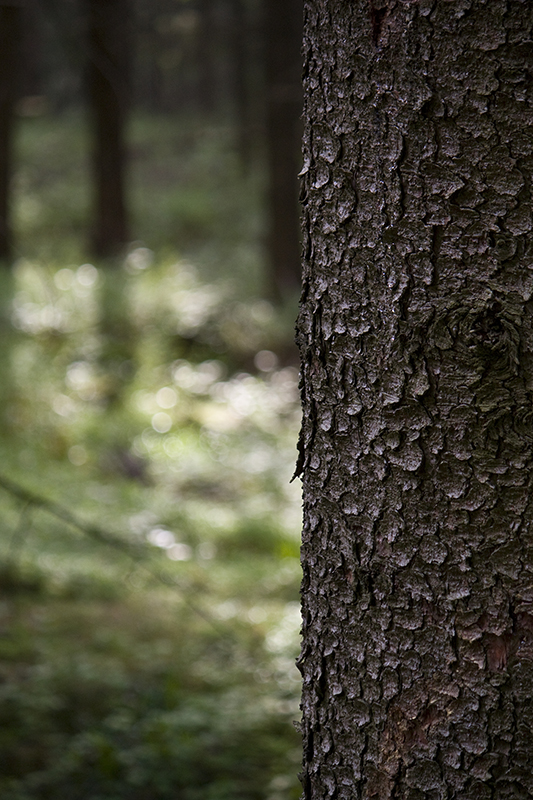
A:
195;0;217;116
264;0;302;299
228;0;251;171
86;0;131;257
0;0;23;262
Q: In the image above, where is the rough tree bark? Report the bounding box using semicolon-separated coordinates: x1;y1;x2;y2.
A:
297;1;533;798
86;0;130;257
0;0;23;261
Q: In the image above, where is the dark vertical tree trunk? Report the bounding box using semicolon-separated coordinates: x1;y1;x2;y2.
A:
264;0;302;298
297;1;533;798
196;0;217;116
0;0;23;262
21;0;42;99
86;0;130;257
228;0;250;169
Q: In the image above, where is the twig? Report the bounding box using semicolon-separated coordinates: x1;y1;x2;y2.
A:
0;472;229;637
0;472;141;556
8;501;32;555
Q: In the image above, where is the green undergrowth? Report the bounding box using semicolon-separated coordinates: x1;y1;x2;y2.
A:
0;111;302;799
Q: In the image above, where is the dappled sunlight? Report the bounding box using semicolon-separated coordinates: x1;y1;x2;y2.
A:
1;102;302;800
0;249;302;800
11;260;100;336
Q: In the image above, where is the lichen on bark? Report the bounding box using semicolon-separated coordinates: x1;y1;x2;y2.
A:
297;1;533;797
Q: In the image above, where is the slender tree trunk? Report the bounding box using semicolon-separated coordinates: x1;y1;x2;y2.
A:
264;0;302;298
228;0;250;170
21;0;42;99
196;0;217;116
297;1;533;797
0;0;23;262
86;0;130;257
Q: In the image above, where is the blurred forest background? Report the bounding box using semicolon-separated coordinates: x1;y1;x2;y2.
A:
0;0;303;797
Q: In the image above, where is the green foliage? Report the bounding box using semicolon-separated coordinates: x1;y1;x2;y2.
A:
0;596;301;800
0;111;302;800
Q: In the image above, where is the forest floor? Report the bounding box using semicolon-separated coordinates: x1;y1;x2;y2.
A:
0;110;302;800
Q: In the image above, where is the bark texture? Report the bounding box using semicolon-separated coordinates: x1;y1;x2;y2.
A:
297;1;533;798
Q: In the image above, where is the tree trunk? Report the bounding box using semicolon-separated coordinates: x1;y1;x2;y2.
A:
195;0;217;116
264;0;302;298
228;0;251;170
86;0;130;257
0;0;23;262
297;2;533;798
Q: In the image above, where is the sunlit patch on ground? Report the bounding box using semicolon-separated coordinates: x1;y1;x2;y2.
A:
0;110;302;800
